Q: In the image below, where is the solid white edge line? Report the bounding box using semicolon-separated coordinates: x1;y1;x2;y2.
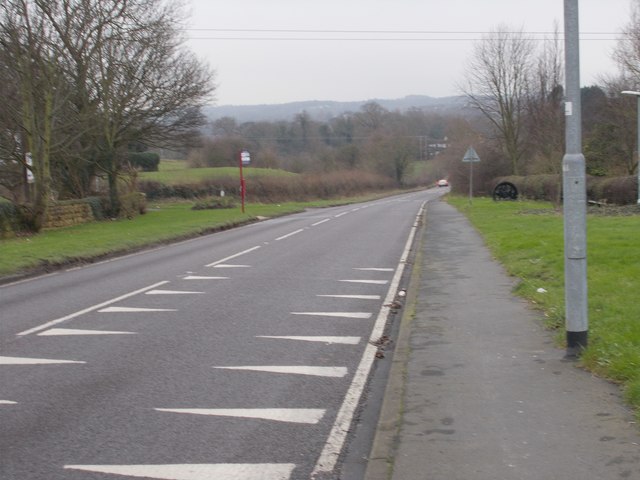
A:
311;200;426;477
16;281;170;337
206;245;261;267
275;229;304;241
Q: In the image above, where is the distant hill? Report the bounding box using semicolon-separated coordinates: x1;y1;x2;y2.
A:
204;95;470;123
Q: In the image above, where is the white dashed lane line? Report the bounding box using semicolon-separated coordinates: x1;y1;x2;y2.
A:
311;218;330;227
275;228;304;241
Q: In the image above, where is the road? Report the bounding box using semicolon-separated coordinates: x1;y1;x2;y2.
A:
0;189;444;480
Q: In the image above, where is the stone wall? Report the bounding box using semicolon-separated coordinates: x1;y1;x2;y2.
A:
43;202;94;229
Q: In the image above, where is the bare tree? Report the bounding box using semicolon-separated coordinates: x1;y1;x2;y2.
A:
526;26;564;174
612;1;640;176
462;25;535;175
0;0;214;225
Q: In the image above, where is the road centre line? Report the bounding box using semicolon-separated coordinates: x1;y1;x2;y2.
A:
206;245;261;267
311;218;331;227
16;281;170;337
312;200;427;476
275;229;305;241
334;212;348;218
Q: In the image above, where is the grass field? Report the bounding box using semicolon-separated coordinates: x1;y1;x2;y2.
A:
448;196;640;414
139;163;297;185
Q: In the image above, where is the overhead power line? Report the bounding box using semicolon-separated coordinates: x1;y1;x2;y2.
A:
186;27;623;41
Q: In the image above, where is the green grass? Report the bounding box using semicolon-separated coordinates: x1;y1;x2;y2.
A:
448;196;640;414
139;166;298;185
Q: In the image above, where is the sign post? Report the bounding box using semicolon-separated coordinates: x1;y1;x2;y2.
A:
239;150;250;213
462;146;480;203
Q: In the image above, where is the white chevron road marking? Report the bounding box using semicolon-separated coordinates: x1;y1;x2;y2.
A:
0;356;85;365
317;294;381;300
183;275;229;280
98;306;176;313
214;366;348;377
64;464;296;480
155;408;325;424
38;328;136;336
290;312;372;319
145;290;204;295
340;279;389;285
256;335;361;345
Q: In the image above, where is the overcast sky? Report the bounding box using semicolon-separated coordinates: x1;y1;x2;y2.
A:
185;0;631;106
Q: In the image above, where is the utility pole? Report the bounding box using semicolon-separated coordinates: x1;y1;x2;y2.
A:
563;0;588;357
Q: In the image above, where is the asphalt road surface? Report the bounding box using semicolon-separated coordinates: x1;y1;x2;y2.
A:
0;189;445;480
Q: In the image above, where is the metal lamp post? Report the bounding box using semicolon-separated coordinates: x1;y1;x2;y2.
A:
621;90;640;205
563;0;588;357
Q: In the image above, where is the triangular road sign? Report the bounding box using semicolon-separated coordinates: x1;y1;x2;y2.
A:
463;147;481;163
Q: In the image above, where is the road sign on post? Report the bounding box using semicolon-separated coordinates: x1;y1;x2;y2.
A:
462;147;480;203
238;150;250;213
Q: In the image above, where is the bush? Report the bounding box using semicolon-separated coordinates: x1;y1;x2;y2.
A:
0;199;21;238
588;176;638;205
83;196;107;221
129;152;160;172
493;174;638;205
119;192;147;218
138;171;396;203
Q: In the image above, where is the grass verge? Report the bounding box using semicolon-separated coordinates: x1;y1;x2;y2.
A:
0;200;316;279
448;196;640;415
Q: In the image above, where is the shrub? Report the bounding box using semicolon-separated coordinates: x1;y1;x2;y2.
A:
0;199;20;238
129;152;160;172
119;192;147;218
493;174;638;205
588;176;638;205
83;196;107;221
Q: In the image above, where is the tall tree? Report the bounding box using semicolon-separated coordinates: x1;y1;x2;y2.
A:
462;25;535;175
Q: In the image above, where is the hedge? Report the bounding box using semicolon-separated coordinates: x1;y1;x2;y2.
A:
492;174;638;205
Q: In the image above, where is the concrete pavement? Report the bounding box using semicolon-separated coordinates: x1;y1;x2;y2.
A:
364;200;640;480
